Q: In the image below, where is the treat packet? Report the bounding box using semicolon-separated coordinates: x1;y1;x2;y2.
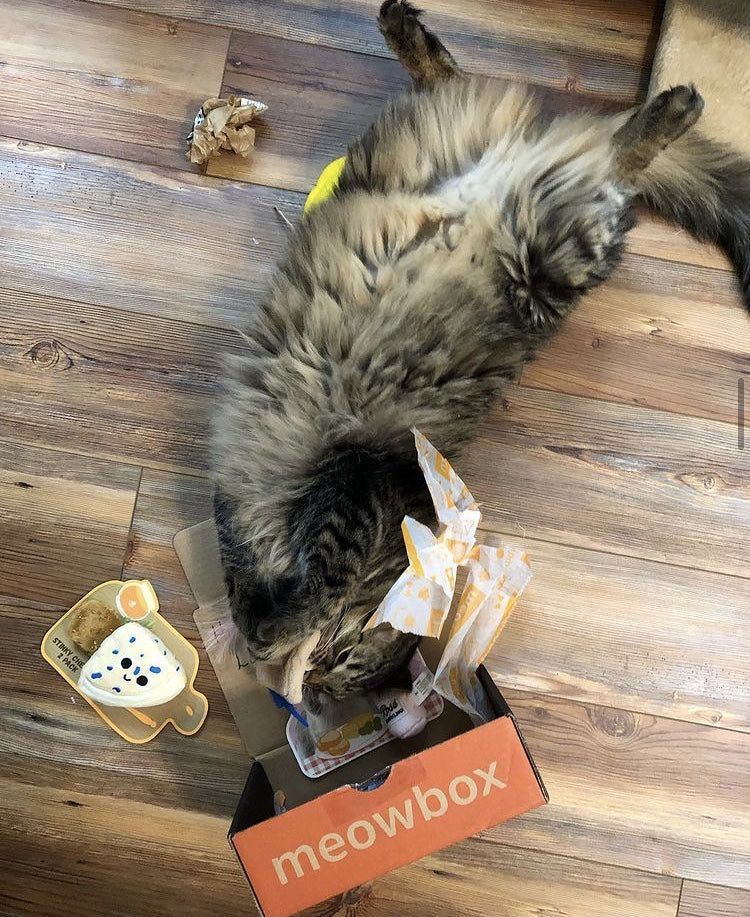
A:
365;429;532;723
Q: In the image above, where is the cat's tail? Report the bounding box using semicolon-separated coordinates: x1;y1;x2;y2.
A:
636;131;750;308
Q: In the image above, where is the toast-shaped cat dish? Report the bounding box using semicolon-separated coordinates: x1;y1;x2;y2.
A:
41;580;208;744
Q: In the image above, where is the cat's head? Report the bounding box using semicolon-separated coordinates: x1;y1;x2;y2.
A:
215;441;432;699
305;620;419;699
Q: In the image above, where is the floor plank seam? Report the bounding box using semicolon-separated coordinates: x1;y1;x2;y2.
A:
479;523;750;584
121;464;144;580
675;877;685;916
491;682;749;738
0;435;211;479
475;835;686;888
0;279;257;337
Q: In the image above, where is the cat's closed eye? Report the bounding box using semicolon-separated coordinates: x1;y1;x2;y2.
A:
334;649;352;666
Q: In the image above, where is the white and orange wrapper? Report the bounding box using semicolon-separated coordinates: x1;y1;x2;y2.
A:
365;429;532;723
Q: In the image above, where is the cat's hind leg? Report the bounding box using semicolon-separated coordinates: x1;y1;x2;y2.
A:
613;84;704;184
378;0;464;89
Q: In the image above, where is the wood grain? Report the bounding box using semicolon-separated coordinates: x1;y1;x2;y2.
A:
89;0;661;104
345;838;680;917
0;441;140;605
0;288;244;473
0;138;303;328
122;469;213;625
482;534;750;732
209;31;409;192
0;776;253;917
460;386;749;578
522;248;750;425
678;880;750;917
627;211;734;272
486;692;750;889
211;32;632;192
0;0;229;171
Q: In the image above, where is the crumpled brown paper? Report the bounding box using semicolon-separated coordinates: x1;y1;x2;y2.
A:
187;96;268;166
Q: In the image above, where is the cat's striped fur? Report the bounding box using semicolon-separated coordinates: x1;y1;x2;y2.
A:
213;1;750;699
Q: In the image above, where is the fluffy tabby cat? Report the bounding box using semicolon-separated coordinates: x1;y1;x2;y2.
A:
213;1;750;699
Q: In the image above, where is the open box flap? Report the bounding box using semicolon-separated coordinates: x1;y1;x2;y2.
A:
175;520;290;758
193;605;290;758
173;519;227;607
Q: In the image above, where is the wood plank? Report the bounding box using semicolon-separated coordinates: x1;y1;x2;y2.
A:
0;0;230;171
482;534;750;732
522;248;750;426
0;776;253;917
89;0;661;104
208;31;409;192
212;31;630;192
488;692;750;888
348;838;680;917
460;386;749;578
0;440;140;605
0;138;303;328
122;469;213;625
0;288;244;473
679;880;750;917
627;211;734;272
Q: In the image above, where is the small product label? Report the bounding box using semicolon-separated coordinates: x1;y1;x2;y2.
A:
410;668;434;705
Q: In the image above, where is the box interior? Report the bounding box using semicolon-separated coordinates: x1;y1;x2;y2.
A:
174;520;541;811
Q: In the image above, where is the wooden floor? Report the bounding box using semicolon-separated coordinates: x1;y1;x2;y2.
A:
1;1;748;915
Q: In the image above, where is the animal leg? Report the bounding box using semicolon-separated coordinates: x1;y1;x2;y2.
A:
378;0;464;89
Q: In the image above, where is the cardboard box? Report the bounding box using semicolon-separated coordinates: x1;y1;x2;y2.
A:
175;521;548;917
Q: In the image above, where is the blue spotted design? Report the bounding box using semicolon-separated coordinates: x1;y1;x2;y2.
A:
128;636;136;643
106;665;113;671
149;666;161;674
176;665;180;672
91;672;102;679
140;653;144;658
112;649;119;655
163;650;167;656
112;686;121;693
133;666;141;675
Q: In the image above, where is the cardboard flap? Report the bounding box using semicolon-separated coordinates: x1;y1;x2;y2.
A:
173;519;227;606
174;519;292;758
190;607;290;760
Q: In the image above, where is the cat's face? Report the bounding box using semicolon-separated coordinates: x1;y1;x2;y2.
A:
305;622;419;700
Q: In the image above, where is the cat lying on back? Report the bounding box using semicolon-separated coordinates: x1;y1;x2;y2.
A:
213;1;750;700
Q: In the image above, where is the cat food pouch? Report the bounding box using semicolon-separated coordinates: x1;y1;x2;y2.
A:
365;430;532;723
